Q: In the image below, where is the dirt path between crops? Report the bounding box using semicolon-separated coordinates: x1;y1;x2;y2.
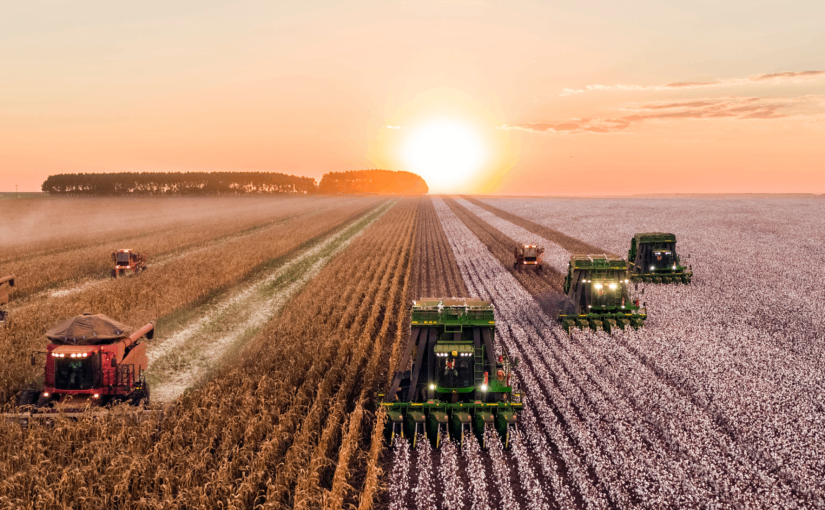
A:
147;201;394;403
461;196;614;256
443;197;566;314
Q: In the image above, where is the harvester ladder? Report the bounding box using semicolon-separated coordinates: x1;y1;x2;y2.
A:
473;346;484;386
472;327;484;386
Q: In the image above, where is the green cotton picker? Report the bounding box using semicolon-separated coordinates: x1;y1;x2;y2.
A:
558;255;647;333
380;298;521;449
628;232;693;284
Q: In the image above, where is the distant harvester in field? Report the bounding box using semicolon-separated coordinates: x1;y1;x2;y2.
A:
628;232;692;284
0;275;15;323
111;249;147;278
513;244;545;272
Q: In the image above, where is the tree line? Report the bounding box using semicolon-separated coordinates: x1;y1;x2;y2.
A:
41;172;318;195
318;170;428;195
42;170;428;196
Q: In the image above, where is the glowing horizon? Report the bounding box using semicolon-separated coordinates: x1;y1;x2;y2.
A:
1;1;824;195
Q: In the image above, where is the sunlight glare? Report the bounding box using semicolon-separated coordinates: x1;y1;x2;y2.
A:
402;121;486;193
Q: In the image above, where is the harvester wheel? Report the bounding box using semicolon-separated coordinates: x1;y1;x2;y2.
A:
17;389;39;408
111;269;117;278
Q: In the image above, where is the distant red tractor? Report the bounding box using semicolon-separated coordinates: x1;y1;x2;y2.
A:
111;249;147;278
514;244;545;272
19;314;154;412
0;275;15;323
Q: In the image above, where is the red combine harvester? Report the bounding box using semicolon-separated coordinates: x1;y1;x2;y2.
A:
14;314;155;420
514;244;545;272
111;249;147;278
0;275;15;323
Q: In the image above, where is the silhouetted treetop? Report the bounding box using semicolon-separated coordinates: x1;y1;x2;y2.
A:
318;170;428;195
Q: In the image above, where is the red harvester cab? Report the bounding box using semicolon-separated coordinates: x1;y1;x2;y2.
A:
513;244;545;272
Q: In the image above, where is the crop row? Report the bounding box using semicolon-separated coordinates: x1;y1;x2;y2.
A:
0;198;418;508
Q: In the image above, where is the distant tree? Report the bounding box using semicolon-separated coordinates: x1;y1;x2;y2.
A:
318;170;428;195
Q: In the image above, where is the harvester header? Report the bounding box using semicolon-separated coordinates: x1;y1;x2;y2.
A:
628;232;692;284
382;298;521;449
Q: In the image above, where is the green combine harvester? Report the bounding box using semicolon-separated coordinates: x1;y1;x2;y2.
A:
558;255;647;333
628;232;692;284
381;298;521;449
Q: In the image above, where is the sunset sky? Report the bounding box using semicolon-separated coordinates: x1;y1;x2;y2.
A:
2;1;823;195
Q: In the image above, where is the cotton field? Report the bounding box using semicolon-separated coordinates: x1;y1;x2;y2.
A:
389;196;825;509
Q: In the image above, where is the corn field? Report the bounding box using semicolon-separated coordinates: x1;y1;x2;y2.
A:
2;194;825;508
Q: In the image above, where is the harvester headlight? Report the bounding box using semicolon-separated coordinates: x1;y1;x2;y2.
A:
429;383;435;390
624;279;629;283
93;394;100;398
609;283;617;290
480;384;488;392
43;392;49;397
594;283;603;290
672;265;677;270
650;266;655;271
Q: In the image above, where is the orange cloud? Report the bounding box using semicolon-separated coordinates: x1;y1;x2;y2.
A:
560;70;825;96
501;96;820;134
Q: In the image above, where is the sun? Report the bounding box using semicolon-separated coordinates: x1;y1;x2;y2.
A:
401;120;486;193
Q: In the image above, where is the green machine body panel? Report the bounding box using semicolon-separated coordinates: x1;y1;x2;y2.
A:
558;255;647;333
628;232;692;284
382;298;521;449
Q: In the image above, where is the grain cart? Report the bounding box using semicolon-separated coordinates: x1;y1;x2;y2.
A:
558;255;646;333
514;244;545;271
381;298;522;449
111;249;147;278
628;233;692;284
0;275;15;323
15;314;154;418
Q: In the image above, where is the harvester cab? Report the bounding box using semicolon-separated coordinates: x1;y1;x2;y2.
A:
558;255;646;333
112;249;147;278
0;275;15;323
514;244;545;271
381;298;521;449
20;314;155;414
628;233;692;284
